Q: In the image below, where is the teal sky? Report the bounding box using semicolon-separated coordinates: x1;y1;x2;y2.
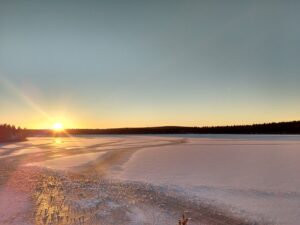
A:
0;0;300;128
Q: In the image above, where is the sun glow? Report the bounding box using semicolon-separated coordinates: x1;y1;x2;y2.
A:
52;122;64;131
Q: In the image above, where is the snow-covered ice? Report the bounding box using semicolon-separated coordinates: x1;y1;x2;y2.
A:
1;134;300;224
116;135;300;225
26;151;106;170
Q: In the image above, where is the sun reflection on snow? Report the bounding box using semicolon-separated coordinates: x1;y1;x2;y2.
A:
53;138;63;144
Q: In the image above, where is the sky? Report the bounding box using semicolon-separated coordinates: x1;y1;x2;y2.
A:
0;0;300;129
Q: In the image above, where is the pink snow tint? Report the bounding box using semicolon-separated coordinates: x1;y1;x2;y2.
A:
0;188;32;225
0;166;42;225
27;151;106;171
116;135;300;225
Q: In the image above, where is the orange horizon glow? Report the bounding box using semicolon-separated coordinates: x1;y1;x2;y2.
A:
16;117;300;130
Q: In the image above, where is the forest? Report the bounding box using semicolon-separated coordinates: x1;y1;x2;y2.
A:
27;120;300;136
0;124;27;143
2;121;300;143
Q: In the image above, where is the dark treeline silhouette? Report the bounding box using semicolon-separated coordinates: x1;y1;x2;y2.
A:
27;121;300;136
0;124;27;143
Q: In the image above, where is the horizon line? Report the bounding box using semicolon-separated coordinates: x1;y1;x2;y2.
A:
25;120;300;130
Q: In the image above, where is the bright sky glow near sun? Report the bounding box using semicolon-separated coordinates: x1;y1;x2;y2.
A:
0;0;300;129
52;122;64;131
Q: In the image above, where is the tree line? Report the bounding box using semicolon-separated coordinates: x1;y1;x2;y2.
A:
0;124;27;143
27;120;300;136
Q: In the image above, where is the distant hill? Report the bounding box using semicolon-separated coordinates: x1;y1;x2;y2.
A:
28;121;300;136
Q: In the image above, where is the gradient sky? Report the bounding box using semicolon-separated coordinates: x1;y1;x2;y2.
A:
1;0;300;129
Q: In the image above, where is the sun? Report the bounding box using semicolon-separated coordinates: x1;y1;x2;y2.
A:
52;122;64;131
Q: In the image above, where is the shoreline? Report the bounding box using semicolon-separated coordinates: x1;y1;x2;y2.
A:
0;135;280;225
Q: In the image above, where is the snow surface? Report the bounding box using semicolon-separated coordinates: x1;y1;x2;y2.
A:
2;135;300;224
116;135;300;225
27;151;106;170
0;189;32;225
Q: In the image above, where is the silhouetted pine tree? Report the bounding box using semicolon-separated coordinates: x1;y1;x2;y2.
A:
0;124;27;142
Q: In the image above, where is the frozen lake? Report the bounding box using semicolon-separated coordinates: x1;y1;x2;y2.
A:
1;134;300;225
115;135;300;224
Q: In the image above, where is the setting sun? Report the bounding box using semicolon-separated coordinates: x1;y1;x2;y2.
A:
52;122;64;131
